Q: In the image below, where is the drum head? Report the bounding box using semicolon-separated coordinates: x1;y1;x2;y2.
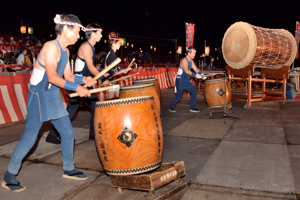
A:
280;29;297;68
133;78;157;83
120;83;155;91
96;95;154;107
222;22;257;69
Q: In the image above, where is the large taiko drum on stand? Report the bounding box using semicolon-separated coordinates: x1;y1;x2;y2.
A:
94;96;163;175
133;78;161;100
204;78;231;107
119;83;161;113
222;22;297;69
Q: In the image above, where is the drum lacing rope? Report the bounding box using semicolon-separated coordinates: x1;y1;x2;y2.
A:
270;30;281;67
263;27;273;68
280;31;290;67
253;25;265;67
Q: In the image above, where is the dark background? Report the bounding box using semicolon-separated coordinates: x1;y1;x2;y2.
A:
1;0;299;66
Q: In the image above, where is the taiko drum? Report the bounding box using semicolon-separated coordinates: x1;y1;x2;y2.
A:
204;78;231;107
133;78;161;100
119;83;160;114
222;21;297;69
94;96;163;175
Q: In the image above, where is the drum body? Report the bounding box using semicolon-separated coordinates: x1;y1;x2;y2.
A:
119;83;160;113
222;22;297;69
204;78;231;107
133;78;161;100
94;96;163;175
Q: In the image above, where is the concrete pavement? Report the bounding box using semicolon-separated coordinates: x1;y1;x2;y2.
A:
0;88;300;199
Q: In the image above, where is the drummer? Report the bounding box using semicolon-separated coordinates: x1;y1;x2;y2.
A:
46;22;107;144
2;14;95;192
169;47;206;113
102;31;131;99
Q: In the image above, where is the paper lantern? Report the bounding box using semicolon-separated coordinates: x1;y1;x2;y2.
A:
20;26;26;34
177;46;182;54
28;27;33;34
205;46;210;56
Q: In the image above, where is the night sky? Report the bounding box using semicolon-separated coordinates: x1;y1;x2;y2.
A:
1;0;299;62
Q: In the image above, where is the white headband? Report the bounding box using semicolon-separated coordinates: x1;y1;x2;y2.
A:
54;14;103;32
54;14;83;28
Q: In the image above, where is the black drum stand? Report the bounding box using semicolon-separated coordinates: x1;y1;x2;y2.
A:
209;71;241;124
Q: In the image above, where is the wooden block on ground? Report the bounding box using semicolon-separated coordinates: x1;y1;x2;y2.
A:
110;161;186;196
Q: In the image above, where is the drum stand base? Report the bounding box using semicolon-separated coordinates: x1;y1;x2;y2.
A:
109;161;187;199
209;103;240;124
207;103;232;116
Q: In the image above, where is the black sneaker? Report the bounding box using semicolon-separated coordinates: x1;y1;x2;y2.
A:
190;108;200;113
46;134;61;144
169;108;176;112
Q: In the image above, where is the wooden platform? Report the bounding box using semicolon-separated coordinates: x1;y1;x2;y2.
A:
110;161;186;199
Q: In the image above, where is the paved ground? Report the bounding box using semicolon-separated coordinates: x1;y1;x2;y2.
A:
1;87;300;200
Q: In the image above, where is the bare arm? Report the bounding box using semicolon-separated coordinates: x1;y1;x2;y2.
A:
191;61;200;74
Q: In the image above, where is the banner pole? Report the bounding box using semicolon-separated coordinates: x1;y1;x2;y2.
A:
293;21;297;69
204;40;206;69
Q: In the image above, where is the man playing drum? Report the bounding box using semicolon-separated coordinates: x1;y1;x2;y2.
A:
46;22;105;144
2;14;96;192
169;47;206;113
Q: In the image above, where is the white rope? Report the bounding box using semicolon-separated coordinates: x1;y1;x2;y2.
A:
54;14;83;29
53;14;103;32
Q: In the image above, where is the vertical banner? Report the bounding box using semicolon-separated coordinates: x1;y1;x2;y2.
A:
295;21;300;59
185;23;195;50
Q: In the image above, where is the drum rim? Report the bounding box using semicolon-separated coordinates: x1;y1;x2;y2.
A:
133;78;158;82
120;83;155;91
95;95;154;107
103;160;162;175
222;21;257;69
205;78;227;83
281;29;297;67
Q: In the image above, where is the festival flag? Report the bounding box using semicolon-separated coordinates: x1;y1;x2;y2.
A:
185;23;195;50
295;21;300;59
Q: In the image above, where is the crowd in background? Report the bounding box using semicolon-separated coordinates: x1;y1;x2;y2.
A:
0;34;221;71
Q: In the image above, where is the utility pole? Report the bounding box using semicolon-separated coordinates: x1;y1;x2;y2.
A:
204;40;206;69
174;38;178;64
118;32;122;60
21;19;23;40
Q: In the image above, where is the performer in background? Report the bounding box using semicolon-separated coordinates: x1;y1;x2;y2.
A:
169;47;206;113
46;22;105;144
2;14;95;192
103;31;131;99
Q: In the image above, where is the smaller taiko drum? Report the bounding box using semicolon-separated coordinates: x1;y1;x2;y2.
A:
204;78;231;107
94;96;163;175
133;78;161;100
119;83;160;114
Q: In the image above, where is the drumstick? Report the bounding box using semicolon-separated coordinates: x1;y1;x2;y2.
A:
83;58;121;88
69;85;120;98
108;58;136;78
126;58;136;69
109;72;139;83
